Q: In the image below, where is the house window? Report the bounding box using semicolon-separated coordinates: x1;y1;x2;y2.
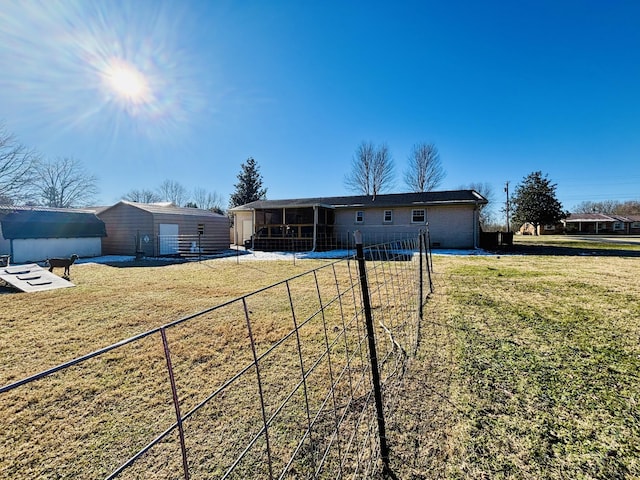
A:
383;210;393;223
544;224;555;231
411;209;426;223
197;224;205;235
613;222;624;231
632;222;640;229
355;211;364;223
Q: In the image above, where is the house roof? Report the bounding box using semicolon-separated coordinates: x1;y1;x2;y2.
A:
563;213;615;223
0;207;107;239
230;190;488;211
563;213;640;223
98;201;227;218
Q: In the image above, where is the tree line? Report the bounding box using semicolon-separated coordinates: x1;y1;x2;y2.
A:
0;123;226;212
0;125;99;207
123;180;225;214
344;140;502;226
5;121;636;229
572;199;640;216
344;140;446;196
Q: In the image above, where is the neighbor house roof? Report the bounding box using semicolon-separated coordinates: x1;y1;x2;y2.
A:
563;213;638;223
0;206;107;239
563;213;614;223
98;201;227;218
230;190;487;211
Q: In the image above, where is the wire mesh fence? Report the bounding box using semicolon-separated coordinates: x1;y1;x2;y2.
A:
243;231;425;253
1;232;432;479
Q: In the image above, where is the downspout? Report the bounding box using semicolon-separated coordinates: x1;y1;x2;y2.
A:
252;209;256;250
282;207;286;234
312;205;318;251
474;203;479;248
233;213;237;246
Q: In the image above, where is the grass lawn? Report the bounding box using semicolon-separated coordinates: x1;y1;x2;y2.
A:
1;257;348;479
512;234;640;256
384;238;640;479
2;239;640;479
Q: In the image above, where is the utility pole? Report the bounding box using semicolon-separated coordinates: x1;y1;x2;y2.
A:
504;181;510;232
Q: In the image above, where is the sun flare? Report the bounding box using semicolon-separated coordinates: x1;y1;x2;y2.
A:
103;59;152;105
1;1;202;138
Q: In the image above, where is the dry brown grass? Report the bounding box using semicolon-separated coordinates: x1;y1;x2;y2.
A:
1;258;333;384
1;257;353;479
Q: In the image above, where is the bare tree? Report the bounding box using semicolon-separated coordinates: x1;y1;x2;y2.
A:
33;157;98;207
404;142;445;192
123;189;162;203
345;141;394;196
157;179;187;206
571;199;640;215
0;124;40;204
192;187;224;213
460;181;495;227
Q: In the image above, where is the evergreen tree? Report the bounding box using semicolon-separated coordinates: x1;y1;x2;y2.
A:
229;157;267;208
511;171;566;234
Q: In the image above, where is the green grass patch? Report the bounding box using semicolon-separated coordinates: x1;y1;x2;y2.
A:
421;255;637;478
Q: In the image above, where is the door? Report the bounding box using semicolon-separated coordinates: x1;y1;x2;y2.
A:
242;220;253;243
159;224;179;255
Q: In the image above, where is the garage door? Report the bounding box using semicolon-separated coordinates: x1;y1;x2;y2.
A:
159;224;179;255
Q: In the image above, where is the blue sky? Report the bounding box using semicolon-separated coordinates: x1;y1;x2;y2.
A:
1;0;638;216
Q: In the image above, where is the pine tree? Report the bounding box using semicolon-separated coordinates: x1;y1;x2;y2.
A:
511;171;566;234
229;157;267;208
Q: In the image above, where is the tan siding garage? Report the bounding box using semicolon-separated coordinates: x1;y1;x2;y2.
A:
97;201;229;256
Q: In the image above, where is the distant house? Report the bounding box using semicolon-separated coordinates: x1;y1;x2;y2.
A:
518;222;564;235
518;222;537;235
0;206;106;263
230;190;488;250
563;213;640;235
96;201;229;256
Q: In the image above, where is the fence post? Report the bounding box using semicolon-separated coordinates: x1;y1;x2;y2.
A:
353;230;391;472
425;226;433;293
160;328;190;480
419;230;424;323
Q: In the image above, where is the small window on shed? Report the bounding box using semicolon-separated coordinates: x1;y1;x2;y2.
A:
411;209;426;223
355;211;364;223
383;210;393;223
197;224;205;235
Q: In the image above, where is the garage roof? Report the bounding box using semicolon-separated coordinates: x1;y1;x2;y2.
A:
97;200;227;218
0;207;107;239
